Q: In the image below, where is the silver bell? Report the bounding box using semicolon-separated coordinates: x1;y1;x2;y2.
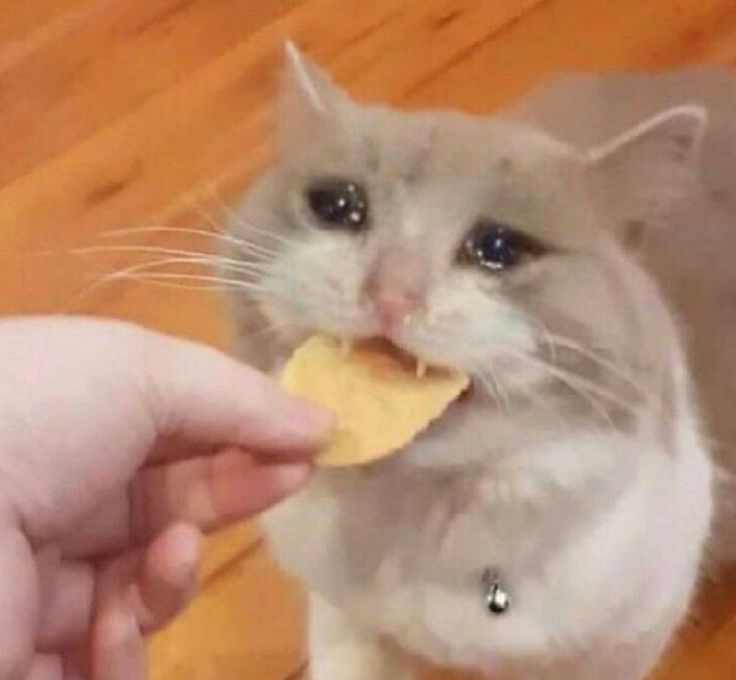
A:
482;569;511;615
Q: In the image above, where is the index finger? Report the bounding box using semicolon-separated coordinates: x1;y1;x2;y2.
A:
139;331;333;461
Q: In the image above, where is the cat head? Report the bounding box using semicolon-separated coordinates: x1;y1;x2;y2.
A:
229;44;705;423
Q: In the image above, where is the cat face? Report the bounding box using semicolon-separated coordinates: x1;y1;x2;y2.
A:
229;45;705;411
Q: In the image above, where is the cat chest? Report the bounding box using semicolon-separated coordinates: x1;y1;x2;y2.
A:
318;489;666;670
291;471;591;625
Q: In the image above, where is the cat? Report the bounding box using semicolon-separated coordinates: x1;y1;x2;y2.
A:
224;45;715;680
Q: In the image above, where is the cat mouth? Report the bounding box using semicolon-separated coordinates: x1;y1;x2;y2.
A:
342;335;476;400
353;336;432;378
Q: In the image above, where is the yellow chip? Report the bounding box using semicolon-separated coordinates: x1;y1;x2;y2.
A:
281;335;469;467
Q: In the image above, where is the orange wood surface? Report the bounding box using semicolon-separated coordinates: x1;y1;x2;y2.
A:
0;1;734;678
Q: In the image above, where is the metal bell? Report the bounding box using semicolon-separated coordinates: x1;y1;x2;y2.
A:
482;569;511;615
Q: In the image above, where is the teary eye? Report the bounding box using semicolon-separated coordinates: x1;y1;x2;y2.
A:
306;179;368;231
461;220;545;272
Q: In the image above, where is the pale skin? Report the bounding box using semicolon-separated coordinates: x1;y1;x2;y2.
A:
0;316;333;680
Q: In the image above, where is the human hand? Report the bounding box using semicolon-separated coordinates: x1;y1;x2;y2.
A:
0;316;331;680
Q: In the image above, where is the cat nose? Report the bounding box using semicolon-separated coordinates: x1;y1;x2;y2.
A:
369;288;423;332
362;250;428;332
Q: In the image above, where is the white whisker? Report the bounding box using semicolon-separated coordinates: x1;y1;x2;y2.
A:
75;256;268;304
98;225;278;259
115;271;269;290
542;333;651;401
530;319;558;363
183;192;289;255
181;192;231;235
477;374;506;411
204;186;296;247
97;257;263;286
71;245;273;274
505;351;622;426
480;368;511;412
107;276;256;293
409;322;637;423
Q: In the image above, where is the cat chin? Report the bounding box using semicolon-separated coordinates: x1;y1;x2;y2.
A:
385;384;509;470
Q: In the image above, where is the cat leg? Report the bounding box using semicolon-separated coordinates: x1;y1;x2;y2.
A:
308;593;415;680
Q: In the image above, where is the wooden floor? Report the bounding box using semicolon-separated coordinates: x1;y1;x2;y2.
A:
1;1;736;678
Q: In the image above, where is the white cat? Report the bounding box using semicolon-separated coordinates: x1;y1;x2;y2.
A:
225;46;715;680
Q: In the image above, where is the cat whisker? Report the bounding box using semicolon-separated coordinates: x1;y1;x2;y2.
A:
503;372;574;425
85;253;270;295
181;192;233;236
477;367;511;412
203;185;297;248
72;257;209;308
530;319;558;363
104;270;270;292
98;224;278;259
541;332;651;402
476;374;504;410
99;256;267;286
232;218;297;248
506;351;622;426
71;274;266;313
71;244;273;275
183;192;288;254
108;276;257;293
408;324;637;423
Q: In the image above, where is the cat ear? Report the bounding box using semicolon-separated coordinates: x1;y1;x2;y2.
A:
585;105;707;247
278;42;348;150
282;41;344;113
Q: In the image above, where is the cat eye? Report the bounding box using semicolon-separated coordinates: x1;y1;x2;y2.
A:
462;220;545;272
306;179;368;231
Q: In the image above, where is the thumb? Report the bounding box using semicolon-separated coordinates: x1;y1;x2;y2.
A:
139;331;332;460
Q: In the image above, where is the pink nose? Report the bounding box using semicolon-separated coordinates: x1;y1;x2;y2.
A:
362;249;427;333
370;289;422;331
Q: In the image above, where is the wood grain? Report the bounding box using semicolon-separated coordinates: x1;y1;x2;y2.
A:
0;1;734;678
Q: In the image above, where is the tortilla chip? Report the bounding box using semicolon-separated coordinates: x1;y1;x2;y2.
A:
281;335;469;467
